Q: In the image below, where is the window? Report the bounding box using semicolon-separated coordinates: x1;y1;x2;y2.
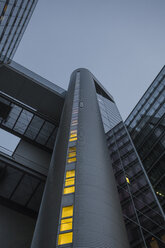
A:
65;178;75;186
126;176;130;184
69;131;77;142
71;120;78;126
68;151;76;157
69;137;77;142
67;157;76;163
72;109;78;114
70;130;77;134
68;145;76;157
58;232;73;245
60;218;73;232
62;206;73;218
64;186;75;194
69;146;76;152
66;170;75;178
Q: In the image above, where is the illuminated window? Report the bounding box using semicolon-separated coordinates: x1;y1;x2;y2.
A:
66;170;75;178
65;178;75;186
70;130;77;138
69;147;76;152
60;218;73;232
58;232;73;245
126;176;130;184
67;157;76;163
62;206;73;218
70;133;77;138
64;186;75;194
68;151;76;157
69;137;77;142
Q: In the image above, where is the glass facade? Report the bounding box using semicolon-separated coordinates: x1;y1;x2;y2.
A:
0;91;57;150
106;122;165;248
94;78;165;248
0;57;165;246
125;66;165;213
95;80;122;132
0;0;38;63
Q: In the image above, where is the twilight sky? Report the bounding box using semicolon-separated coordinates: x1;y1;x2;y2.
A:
14;0;165;120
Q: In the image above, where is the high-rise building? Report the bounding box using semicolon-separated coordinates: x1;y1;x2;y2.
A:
125;66;165;214
96;72;165;248
0;0;38;63
0;61;164;248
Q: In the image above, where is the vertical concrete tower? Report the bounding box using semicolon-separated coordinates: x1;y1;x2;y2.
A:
31;69;129;248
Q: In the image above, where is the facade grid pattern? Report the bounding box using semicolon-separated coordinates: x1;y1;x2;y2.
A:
0;0;38;63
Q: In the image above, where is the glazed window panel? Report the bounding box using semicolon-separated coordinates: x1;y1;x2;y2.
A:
69;146;76;152
70;133;77;138
67;157;76;163
68;151;76;157
66;170;75;178
64;186;75;194
126;176;130;184
69;137;77;142
65;178;75;186
71;120;78;126
58;232;73;245
62;206;73;218
72;109;78;114
60;218;73;232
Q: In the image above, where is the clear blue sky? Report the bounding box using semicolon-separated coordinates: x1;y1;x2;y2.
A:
14;0;165;120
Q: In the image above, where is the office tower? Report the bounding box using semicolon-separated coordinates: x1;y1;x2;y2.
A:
96;75;165;248
0;0;38;63
125;66;165;213
0;61;164;248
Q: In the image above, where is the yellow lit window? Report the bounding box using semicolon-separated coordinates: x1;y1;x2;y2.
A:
69;137;77;142
58;232;73;245
65;178;75;186
64;186;75;194
126;176;130;184
70;131;77;138
70;134;77;138
62;206;73;218
68;151;76;157
67;157;76;163
69;147;76;152
60;218;73;232
66;170;75;178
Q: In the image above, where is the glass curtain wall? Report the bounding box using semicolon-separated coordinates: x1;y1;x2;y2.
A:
0;0;38;63
94;80;165;248
125;66;165;213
